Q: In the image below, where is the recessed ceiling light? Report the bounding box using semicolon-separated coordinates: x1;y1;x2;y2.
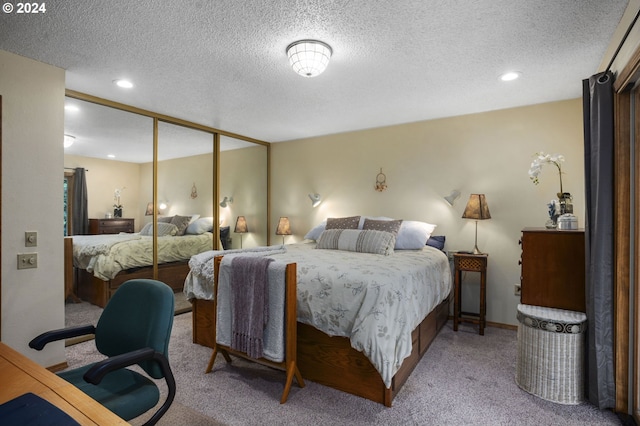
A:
107;154;116;158
114;79;134;89
65;104;79;112
500;71;521;82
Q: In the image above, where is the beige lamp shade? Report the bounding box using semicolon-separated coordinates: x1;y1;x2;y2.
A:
276;217;292;236
276;217;292;244
462;194;491;254
234;216;248;233
462;194;491;220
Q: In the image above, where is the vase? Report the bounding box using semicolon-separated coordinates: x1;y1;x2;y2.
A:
113;207;122;218
558;192;573;215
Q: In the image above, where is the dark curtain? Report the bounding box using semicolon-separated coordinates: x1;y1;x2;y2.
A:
71;167;89;235
582;71;615;409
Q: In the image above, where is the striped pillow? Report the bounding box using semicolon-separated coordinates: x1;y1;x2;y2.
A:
316;229;395;255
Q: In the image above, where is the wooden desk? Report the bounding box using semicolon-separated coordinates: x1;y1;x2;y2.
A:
0;342;128;425
453;253;488;335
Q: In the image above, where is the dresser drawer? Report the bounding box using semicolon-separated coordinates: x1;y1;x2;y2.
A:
89;218;134;234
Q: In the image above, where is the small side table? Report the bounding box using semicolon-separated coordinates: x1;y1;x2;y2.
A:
453;252;488;335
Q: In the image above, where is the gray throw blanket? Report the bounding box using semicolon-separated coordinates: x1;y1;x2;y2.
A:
230;256;274;359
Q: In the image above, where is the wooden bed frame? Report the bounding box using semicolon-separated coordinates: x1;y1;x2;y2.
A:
75;262;190;308
192;291;451;406
64;237;189;308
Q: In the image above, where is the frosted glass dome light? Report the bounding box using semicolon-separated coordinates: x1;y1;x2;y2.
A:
287;40;332;78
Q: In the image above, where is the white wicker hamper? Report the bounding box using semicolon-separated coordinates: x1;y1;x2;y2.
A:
515;304;587;405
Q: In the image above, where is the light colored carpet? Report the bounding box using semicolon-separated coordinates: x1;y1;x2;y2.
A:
64;312;622;426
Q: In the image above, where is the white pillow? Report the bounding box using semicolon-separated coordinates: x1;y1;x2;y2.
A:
186;217;214;235
304;220;326;240
139;222;178;237
395;221;437;249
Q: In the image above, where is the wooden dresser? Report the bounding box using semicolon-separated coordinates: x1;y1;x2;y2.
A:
89;218;134;234
519;227;586;312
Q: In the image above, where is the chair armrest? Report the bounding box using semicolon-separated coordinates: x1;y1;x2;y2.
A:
83;348;176;426
29;325;96;350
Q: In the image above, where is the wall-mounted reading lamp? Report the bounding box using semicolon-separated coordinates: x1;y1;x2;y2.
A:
444;190;461;206
220;196;233;208
308;193;322;207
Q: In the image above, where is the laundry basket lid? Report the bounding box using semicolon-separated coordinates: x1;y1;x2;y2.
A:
517;304;587;334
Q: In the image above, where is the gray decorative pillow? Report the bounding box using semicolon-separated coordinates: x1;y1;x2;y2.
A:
362;218;403;235
139;222;178;237
157;216;173;223
325;216;361;230
170;215;192;236
316;229;395;255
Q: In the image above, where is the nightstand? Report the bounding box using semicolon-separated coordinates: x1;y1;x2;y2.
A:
453;252;488;335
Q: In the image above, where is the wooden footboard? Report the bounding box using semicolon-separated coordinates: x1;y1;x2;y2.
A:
192;293;451;406
76;262;190;308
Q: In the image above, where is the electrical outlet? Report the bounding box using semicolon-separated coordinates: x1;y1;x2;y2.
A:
17;253;38;269
514;284;521;296
25;231;37;247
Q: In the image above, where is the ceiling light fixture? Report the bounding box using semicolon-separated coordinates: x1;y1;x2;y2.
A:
286;40;332;78
114;79;134;89
63;134;75;148
500;71;521;82
64;104;79;112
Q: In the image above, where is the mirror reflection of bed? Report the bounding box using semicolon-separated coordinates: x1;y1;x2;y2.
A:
63;95;269;313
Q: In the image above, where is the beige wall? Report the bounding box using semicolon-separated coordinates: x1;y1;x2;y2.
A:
140;153;215;225
271;99;585;326
219;145;269;248
1;50;66;364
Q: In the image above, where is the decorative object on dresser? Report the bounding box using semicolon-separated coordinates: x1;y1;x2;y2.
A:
113;187;124;217
276;217;292;244
462;194;491;254
234;216;248;248
519;228;585;312
88;218;134;235
453;252;488;335
528;152;574;227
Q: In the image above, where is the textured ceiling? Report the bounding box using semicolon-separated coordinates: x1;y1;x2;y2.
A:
0;0;631;161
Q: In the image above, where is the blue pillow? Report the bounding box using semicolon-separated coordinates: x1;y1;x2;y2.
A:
426;235;445;251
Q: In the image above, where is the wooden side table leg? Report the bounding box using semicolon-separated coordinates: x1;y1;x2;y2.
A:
479;270;486;336
453;270;460;331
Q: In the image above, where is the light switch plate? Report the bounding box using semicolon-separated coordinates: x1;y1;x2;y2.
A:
17;253;37;269
25;231;37;247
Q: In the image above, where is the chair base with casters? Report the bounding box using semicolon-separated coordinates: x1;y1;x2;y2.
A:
30;279;176;426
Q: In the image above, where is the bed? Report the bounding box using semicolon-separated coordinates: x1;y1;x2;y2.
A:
186;216;452;406
67;216;221;308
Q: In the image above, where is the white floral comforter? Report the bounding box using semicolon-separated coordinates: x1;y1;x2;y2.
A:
185;242;451;388
72;232;214;280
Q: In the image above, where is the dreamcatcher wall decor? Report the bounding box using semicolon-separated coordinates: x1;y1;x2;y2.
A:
191;182;198;199
375;168;387;192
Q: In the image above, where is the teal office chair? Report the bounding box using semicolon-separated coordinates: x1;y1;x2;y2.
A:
30;279;176;426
